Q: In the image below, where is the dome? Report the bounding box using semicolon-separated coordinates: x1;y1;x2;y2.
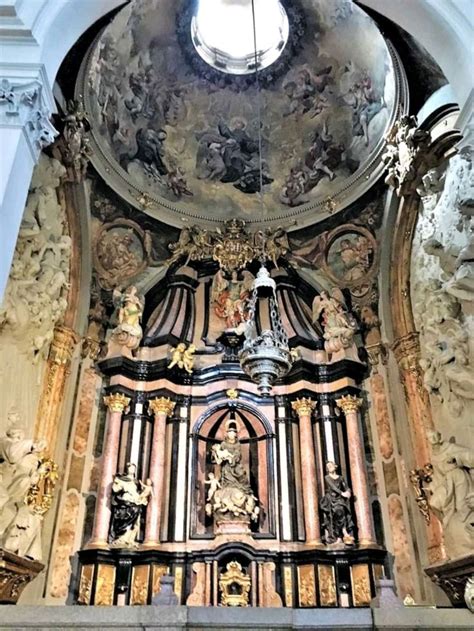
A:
81;0;402;228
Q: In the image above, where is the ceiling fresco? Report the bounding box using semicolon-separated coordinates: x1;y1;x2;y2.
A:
82;0;400;228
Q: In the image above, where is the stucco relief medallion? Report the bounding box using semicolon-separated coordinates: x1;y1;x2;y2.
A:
93;219;151;290
324;224;377;297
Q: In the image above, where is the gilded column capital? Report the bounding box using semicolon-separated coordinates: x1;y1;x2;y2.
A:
103;392;131;413
391;332;420;367
148;396;176;418
49;325;80;365
291;397;316;418
336;395;363;415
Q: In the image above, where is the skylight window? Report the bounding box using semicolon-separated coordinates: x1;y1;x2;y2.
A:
191;0;289;75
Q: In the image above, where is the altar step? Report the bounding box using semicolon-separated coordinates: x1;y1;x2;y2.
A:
1;606;472;630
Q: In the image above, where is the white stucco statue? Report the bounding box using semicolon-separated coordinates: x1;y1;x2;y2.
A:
0;414;49;561
427;430;474;558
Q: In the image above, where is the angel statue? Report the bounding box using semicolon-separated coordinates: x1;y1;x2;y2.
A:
312;288;358;357
167;342;196;374
211;269;254;331
106;285;145;358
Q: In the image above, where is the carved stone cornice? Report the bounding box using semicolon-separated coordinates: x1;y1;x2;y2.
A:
103;392;131;413
0;64;57;160
291;397;316;418
336;394;363;415
148;396;176;418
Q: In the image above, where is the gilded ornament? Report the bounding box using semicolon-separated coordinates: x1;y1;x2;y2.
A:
131;565;150;605
297;565;316;607
95;564;115;606
25;457;59;516
77;564;94;605
351;564;371;606
226;389;238;400
409;464;433;524
148;397;176;418
48;325;79;366
318;565;337;606
103;392;131;413
174;566;184;601
336;394;363;415
291;397;316;417
283;566;293;607
219;561;251;607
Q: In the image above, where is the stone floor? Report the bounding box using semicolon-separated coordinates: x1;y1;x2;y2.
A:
0;606;473;631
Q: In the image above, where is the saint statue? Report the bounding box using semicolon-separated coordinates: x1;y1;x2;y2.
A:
426;430;474;557
312;288;357;355
320;461;355;545
205;419;259;525
108;285;145;357
109;463;152;548
211;270;253;331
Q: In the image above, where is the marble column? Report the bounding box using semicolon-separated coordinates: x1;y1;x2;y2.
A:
88;391;130;547
291;398;321;545
144;396;176;545
336;395;376;546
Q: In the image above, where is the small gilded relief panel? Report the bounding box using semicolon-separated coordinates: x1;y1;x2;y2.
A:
297;564;316;607
95;564;115;606
77;564;94;605
152;564;169;596
351;563;371;606
283;565;293;608
317;564;337;607
131;565;150;605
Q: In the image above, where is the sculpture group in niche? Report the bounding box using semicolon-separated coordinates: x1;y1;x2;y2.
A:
109;463;152;548
0;155;70;361
320;461;355;546
426;431;474;559
0;413;55;561
205;419;259;527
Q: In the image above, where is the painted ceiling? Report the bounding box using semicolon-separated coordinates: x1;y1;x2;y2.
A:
82;0;399;228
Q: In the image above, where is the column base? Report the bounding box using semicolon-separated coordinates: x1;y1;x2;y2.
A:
85;540;110;550
358;539;381;549
305;539;324;548
140;540;161;548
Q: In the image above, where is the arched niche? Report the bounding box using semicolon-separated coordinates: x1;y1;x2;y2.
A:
190;403;276;539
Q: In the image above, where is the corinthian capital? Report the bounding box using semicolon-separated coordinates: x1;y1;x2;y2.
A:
291;397;316;417
336;395;363;415
148;396;175;418
0;64;57;160
103;392;131;413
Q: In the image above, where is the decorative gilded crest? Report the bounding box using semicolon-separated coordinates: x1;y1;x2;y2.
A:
213;219;255;273
25;457;59;516
219;561;251;607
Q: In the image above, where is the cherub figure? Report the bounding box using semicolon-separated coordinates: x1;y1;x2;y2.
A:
204;472;221;501
167;342;196;373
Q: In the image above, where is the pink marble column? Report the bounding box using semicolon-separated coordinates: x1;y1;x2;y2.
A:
143;396;175;545
336;395;376;546
88;392;130;547
291;398;321;545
